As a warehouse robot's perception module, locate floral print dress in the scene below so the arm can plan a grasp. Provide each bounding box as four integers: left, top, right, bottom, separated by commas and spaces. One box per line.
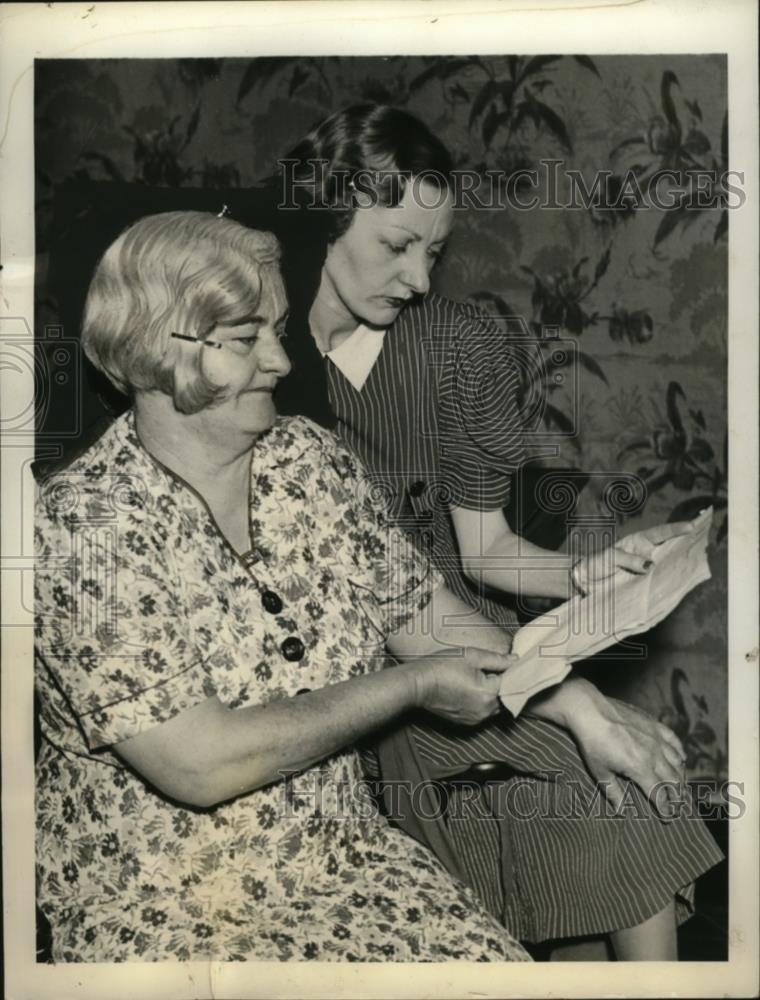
34, 411, 529, 963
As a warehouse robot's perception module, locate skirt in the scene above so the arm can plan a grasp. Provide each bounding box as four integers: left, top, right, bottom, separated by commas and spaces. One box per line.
371, 712, 724, 944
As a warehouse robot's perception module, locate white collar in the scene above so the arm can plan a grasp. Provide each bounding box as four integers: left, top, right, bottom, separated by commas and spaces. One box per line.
321, 325, 386, 392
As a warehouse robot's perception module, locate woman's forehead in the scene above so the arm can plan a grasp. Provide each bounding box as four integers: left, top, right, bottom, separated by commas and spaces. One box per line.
260, 267, 288, 314
357, 181, 454, 239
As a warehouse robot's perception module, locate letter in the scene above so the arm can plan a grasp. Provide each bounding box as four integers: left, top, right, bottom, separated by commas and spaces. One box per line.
351, 778, 381, 821
278, 770, 320, 817
414, 171, 448, 209
542, 158, 565, 210
567, 777, 606, 819
648, 168, 686, 210
722, 170, 746, 209
614, 779, 649, 819
329, 169, 351, 209
537, 772, 575, 819
690, 778, 716, 820
504, 777, 539, 820
378, 779, 413, 822
445, 780, 481, 821
453, 169, 490, 210
566, 169, 609, 210
486, 169, 509, 209
351, 168, 381, 209
276, 157, 328, 210
410, 779, 447, 821
686, 168, 719, 209
723, 781, 746, 820
651, 780, 683, 820
505, 168, 539, 210
612, 169, 647, 211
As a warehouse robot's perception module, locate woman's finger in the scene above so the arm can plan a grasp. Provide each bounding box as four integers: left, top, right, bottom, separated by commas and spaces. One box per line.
460, 647, 514, 672
614, 549, 651, 574
600, 774, 626, 812
656, 722, 686, 760
653, 754, 683, 789
651, 778, 685, 818
641, 520, 694, 546
660, 742, 686, 774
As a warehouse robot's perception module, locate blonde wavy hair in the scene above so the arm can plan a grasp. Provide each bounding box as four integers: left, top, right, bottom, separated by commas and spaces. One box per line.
82, 211, 281, 414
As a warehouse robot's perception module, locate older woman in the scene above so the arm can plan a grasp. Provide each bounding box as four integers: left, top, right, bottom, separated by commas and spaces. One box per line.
34, 210, 531, 962
260, 104, 724, 958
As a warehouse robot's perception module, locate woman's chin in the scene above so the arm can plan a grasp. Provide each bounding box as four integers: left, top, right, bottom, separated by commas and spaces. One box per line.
252, 401, 278, 433
228, 395, 278, 436
364, 301, 404, 326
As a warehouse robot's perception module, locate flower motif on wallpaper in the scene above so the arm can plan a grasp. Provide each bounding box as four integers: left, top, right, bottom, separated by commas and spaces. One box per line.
668, 242, 728, 351
617, 381, 727, 542
122, 108, 201, 187
610, 71, 728, 247
467, 242, 665, 447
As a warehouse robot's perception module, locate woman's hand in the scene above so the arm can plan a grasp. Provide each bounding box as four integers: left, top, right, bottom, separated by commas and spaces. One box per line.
411, 648, 515, 726
575, 520, 695, 592
114, 647, 514, 808
569, 692, 687, 815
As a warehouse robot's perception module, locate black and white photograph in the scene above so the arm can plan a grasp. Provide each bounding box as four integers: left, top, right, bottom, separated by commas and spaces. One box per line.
1, 2, 757, 997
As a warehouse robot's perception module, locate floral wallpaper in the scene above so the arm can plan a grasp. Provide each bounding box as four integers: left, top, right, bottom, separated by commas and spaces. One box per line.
34, 55, 728, 779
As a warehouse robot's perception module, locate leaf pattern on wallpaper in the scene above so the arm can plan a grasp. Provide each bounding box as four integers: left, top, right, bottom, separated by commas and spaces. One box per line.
408, 54, 600, 174
609, 71, 727, 246
237, 57, 339, 105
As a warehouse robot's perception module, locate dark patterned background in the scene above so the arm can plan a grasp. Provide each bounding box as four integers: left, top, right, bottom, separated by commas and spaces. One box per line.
34, 55, 728, 779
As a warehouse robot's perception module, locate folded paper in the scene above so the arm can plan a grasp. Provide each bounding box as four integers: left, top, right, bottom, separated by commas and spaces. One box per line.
499, 507, 713, 715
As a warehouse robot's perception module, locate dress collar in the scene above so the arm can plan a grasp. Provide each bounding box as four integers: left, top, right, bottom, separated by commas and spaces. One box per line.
321, 325, 386, 392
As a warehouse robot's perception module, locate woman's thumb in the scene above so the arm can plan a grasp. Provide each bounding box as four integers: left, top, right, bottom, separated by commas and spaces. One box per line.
467, 647, 516, 673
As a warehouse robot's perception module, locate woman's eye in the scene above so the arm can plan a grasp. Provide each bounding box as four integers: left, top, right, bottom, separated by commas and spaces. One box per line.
386, 242, 409, 256
224, 335, 259, 352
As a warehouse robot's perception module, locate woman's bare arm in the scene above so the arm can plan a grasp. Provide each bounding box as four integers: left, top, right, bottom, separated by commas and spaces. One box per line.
114, 646, 512, 809
450, 506, 673, 597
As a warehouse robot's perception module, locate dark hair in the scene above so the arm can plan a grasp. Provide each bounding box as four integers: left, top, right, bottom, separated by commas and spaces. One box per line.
278, 103, 455, 242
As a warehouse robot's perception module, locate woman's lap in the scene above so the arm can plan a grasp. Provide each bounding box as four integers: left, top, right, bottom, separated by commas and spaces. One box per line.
407, 714, 724, 941
45, 824, 529, 963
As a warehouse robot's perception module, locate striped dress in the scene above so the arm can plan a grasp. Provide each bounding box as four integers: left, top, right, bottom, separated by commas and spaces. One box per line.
282, 291, 724, 942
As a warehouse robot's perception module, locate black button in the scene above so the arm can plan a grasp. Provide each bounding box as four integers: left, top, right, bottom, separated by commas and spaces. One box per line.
295, 687, 312, 696
261, 589, 283, 614
281, 636, 305, 662
409, 480, 426, 498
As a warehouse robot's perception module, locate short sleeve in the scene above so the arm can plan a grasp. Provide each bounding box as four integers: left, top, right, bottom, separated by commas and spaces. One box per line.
34, 497, 213, 750
438, 309, 526, 511
306, 420, 444, 634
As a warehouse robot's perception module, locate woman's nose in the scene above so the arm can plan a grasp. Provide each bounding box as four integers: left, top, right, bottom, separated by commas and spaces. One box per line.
261, 333, 292, 377
401, 255, 431, 296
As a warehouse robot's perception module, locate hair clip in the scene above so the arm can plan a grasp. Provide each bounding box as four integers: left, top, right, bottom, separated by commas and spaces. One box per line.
217, 203, 231, 218
170, 332, 222, 350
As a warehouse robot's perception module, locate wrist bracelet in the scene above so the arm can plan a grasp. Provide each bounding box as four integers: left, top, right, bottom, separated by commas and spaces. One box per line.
569, 558, 588, 598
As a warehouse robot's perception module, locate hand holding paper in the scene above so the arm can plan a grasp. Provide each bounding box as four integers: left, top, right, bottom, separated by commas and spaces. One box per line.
499, 507, 714, 716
